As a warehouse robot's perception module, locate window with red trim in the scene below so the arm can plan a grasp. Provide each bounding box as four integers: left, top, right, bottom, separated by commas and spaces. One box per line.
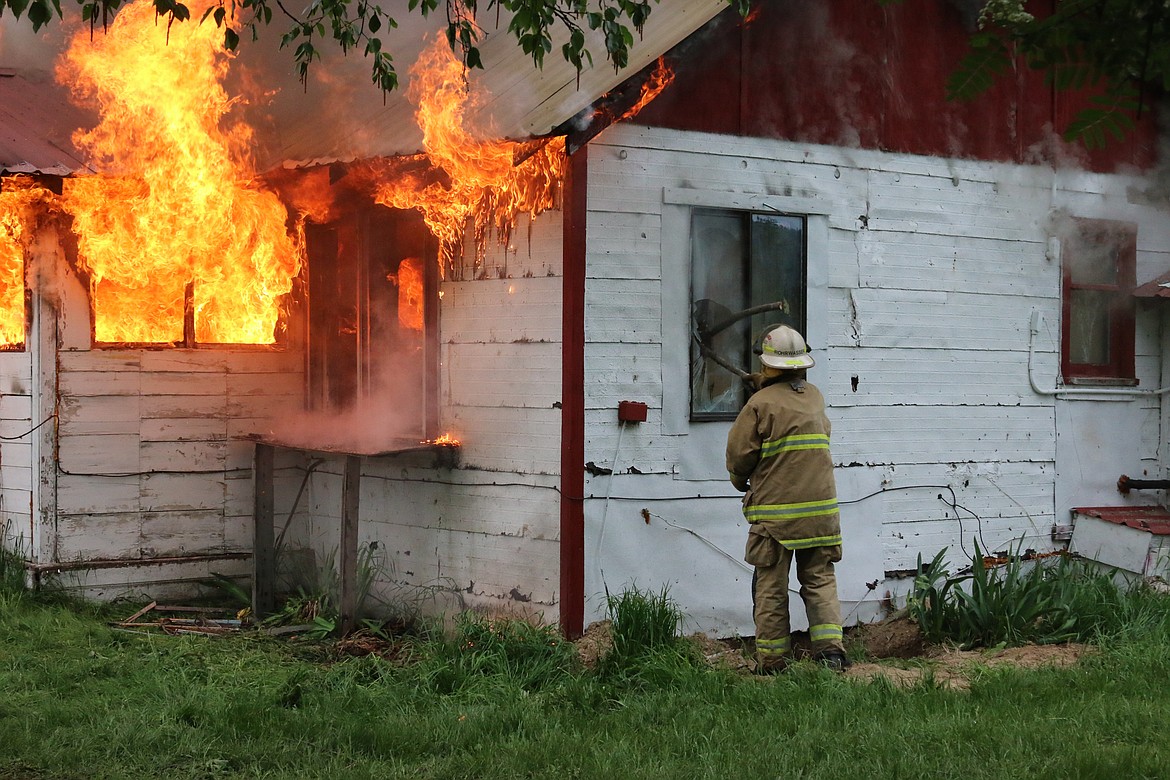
1060, 218, 1137, 384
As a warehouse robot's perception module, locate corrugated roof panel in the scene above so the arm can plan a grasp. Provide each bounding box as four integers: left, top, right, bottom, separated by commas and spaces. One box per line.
0, 70, 93, 176
266, 0, 724, 167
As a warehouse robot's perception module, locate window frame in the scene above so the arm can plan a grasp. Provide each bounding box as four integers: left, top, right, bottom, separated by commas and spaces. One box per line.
1059, 217, 1137, 385
688, 207, 808, 422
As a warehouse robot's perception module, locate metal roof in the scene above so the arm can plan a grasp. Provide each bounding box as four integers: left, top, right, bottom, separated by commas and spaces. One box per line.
1133, 269, 1170, 298
262, 0, 725, 168
0, 69, 93, 176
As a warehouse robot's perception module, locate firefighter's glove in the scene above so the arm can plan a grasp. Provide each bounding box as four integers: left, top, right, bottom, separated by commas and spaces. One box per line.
731, 475, 749, 492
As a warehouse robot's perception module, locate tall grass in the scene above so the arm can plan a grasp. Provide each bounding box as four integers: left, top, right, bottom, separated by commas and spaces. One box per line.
908, 543, 1167, 648
0, 519, 26, 596
596, 585, 702, 685
416, 612, 579, 694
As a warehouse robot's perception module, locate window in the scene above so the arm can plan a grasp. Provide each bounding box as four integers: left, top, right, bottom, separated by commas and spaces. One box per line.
690, 209, 806, 419
1060, 218, 1137, 384
304, 203, 439, 439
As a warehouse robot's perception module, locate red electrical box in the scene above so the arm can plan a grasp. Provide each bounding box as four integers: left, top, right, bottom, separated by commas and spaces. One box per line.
617, 400, 648, 423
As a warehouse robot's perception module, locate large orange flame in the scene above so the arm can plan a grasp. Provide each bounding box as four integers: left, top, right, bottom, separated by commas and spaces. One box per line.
374, 38, 566, 278
0, 179, 53, 347
57, 0, 300, 344
391, 257, 425, 331
620, 57, 675, 121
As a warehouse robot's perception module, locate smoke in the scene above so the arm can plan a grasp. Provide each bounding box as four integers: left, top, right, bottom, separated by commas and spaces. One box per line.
260, 347, 436, 455
0, 14, 66, 72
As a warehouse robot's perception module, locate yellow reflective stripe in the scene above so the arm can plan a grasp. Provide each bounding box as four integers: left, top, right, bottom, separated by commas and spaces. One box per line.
760, 433, 830, 459
756, 637, 791, 655
744, 498, 838, 522
809, 624, 843, 642
778, 534, 843, 550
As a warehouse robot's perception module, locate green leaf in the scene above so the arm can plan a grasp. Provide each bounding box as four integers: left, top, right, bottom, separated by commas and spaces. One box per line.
223, 26, 239, 50
26, 0, 51, 29
946, 34, 1010, 101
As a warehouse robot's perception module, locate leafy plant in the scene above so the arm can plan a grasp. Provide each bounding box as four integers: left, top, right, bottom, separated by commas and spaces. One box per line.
909, 542, 1151, 649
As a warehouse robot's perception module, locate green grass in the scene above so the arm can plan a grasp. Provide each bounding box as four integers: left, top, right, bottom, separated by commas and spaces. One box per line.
3, 577, 1170, 779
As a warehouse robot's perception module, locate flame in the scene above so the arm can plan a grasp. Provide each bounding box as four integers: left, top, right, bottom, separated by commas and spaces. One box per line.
0, 179, 54, 347
374, 38, 566, 278
390, 257, 425, 331
620, 57, 675, 121
432, 432, 459, 446
56, 0, 300, 344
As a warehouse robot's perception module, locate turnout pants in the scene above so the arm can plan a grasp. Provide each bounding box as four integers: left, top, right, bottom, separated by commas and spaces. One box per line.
749, 533, 844, 669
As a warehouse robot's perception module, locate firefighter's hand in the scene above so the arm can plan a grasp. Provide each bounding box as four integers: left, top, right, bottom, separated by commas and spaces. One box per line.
731, 475, 749, 492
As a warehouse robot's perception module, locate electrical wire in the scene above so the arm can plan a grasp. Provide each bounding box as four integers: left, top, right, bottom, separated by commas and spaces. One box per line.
0, 414, 57, 441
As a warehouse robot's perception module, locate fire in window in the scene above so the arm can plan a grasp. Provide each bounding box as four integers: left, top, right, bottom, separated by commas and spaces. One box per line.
1060, 218, 1137, 384
690, 209, 807, 419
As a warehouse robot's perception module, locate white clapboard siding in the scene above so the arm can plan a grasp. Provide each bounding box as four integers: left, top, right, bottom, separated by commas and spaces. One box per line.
445, 341, 562, 409
138, 510, 228, 556
830, 287, 1046, 351
57, 476, 140, 515
441, 277, 562, 343
822, 348, 1055, 408
831, 405, 1055, 465
54, 512, 144, 560
584, 278, 662, 344
54, 345, 304, 569
362, 472, 560, 540
587, 211, 664, 281
852, 232, 1054, 297
140, 473, 228, 511
445, 407, 562, 474
475, 212, 565, 281
0, 392, 31, 420
586, 342, 664, 408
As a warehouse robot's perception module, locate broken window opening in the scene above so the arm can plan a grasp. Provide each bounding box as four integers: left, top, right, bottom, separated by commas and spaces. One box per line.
1061, 218, 1137, 384
87, 277, 294, 350
690, 209, 807, 420
305, 203, 440, 441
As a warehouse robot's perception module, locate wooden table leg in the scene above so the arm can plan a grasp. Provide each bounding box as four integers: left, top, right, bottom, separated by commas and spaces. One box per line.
339, 454, 361, 635
252, 443, 276, 618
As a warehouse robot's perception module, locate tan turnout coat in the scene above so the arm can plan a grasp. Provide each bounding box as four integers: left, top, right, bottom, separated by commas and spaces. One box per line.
725, 377, 841, 550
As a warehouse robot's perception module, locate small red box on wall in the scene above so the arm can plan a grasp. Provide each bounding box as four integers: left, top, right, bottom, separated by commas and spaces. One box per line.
617, 400, 648, 423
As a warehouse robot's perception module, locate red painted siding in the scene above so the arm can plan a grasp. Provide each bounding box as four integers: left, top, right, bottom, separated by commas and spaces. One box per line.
635, 0, 1157, 172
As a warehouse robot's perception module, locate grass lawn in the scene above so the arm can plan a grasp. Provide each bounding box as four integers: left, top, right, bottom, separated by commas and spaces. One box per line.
3, 584, 1170, 779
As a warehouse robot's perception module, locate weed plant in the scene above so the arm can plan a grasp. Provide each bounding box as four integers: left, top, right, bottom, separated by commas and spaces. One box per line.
596, 585, 702, 685
909, 542, 1165, 648
416, 612, 579, 695
0, 520, 26, 596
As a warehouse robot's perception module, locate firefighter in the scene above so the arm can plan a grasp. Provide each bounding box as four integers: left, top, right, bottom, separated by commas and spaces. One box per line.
725, 324, 849, 673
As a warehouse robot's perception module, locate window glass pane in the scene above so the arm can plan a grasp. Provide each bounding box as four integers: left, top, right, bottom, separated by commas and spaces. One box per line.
1067, 239, 1118, 286
749, 213, 805, 346
690, 210, 806, 418
1069, 289, 1111, 365
691, 210, 748, 415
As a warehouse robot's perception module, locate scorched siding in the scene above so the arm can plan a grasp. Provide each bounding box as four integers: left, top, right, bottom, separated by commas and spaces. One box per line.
51, 348, 302, 578
579, 123, 1166, 636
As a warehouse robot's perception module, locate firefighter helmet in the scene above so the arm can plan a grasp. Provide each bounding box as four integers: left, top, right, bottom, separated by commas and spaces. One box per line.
758, 325, 814, 369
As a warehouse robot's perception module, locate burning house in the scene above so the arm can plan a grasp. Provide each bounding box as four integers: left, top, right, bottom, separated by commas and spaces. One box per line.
3, 0, 1170, 639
